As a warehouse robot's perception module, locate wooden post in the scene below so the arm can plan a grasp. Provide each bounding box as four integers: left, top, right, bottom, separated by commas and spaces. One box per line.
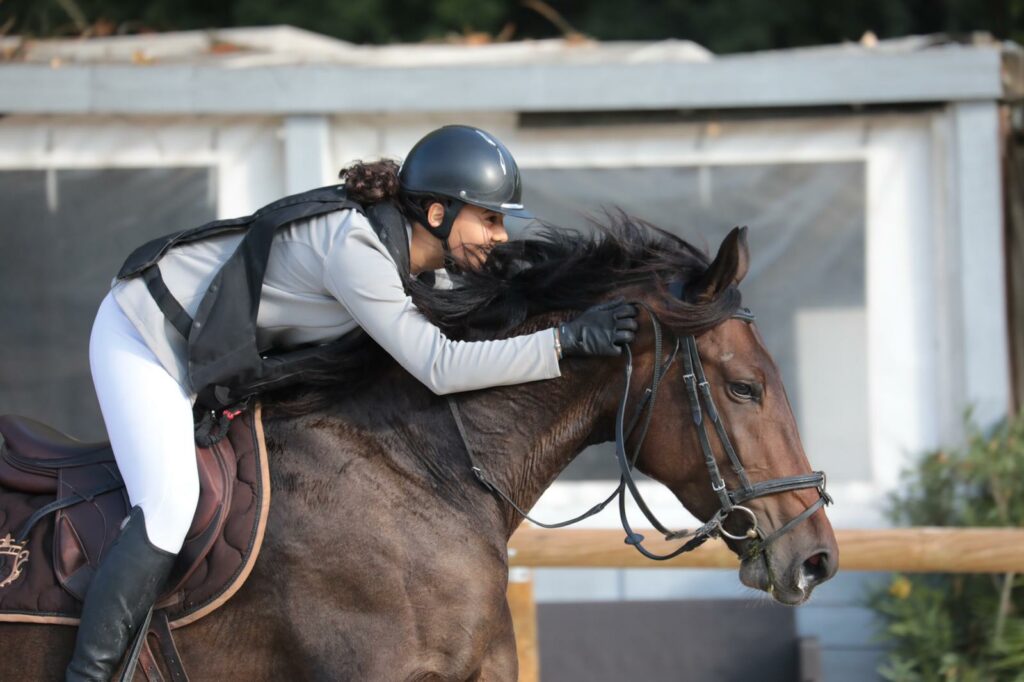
507, 566, 540, 682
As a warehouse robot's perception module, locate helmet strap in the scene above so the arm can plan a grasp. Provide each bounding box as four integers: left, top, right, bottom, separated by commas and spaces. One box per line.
402, 194, 463, 244
434, 197, 463, 243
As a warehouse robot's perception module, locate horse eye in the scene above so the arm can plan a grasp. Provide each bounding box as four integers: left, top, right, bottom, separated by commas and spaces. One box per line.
728, 382, 759, 401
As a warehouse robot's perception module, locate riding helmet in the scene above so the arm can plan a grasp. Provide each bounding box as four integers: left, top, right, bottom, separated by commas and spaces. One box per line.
399, 125, 533, 241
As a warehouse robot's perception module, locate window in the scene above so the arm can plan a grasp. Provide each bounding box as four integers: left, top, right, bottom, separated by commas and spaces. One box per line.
0, 167, 216, 440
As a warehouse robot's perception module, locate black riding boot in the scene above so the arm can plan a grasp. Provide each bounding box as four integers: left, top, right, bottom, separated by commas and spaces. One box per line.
65, 506, 176, 682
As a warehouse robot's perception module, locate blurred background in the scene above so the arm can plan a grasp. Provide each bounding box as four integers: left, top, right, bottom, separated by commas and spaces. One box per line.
2, 2, 1023, 680
2, 0, 1022, 50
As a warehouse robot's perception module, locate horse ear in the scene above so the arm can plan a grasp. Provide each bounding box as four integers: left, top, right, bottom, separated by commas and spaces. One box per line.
692, 226, 750, 301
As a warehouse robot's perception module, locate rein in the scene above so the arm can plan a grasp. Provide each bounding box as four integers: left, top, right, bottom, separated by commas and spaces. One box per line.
447, 301, 832, 562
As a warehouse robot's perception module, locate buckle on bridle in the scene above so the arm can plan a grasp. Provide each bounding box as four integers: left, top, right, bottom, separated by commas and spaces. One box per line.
471, 466, 496, 493
815, 471, 834, 505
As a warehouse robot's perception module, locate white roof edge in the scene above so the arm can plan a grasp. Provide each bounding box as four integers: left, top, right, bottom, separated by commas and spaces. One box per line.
0, 36, 1013, 114
215, 25, 361, 58
0, 25, 360, 62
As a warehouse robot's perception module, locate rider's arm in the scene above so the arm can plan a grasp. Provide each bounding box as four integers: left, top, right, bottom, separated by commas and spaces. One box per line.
324, 216, 561, 396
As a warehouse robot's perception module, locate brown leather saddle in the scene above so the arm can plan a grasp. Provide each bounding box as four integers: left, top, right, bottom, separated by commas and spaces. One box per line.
0, 405, 271, 678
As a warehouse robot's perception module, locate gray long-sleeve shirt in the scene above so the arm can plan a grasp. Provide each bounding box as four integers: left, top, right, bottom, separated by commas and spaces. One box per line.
110, 207, 562, 400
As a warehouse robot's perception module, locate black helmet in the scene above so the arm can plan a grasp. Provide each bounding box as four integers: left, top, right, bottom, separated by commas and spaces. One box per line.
399, 124, 533, 242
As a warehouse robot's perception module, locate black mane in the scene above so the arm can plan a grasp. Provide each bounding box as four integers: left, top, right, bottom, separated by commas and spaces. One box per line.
409, 211, 738, 340
264, 212, 741, 415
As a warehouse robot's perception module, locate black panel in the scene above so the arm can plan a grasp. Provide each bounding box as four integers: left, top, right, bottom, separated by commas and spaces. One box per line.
538, 599, 798, 682
0, 168, 216, 440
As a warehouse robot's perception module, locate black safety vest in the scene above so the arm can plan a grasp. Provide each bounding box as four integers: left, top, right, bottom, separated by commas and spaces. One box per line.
116, 184, 411, 410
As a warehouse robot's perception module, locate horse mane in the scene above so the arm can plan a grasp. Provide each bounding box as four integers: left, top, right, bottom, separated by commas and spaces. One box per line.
263, 211, 742, 416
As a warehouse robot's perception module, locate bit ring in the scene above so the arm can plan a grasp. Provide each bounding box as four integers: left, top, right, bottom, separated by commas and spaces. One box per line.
718, 505, 759, 541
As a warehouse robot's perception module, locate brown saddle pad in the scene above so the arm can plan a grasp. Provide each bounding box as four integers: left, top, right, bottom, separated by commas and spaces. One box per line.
0, 404, 270, 628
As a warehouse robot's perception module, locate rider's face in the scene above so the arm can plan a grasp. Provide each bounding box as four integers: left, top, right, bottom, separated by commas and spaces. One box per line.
441, 203, 509, 271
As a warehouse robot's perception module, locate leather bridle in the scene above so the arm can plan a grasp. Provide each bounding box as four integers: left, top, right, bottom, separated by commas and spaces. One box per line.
447, 297, 832, 563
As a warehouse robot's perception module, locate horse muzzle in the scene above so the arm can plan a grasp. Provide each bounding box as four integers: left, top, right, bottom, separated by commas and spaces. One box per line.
739, 543, 837, 606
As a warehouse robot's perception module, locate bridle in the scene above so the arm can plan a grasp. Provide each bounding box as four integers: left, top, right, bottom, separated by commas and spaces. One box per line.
447, 296, 832, 562
615, 302, 832, 560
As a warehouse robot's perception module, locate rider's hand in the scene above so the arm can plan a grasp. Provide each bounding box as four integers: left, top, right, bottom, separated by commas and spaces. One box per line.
558, 298, 639, 358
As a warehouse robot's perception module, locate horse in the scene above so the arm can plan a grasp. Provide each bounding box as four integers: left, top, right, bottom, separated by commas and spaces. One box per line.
1, 217, 838, 680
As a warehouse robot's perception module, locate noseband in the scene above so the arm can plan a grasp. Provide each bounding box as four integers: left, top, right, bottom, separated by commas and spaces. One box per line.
447, 299, 832, 562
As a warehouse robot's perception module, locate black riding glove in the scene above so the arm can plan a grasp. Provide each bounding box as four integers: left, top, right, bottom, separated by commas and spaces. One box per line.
558, 298, 639, 358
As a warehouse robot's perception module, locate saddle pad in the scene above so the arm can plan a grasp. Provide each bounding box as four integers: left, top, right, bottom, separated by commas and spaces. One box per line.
0, 404, 271, 628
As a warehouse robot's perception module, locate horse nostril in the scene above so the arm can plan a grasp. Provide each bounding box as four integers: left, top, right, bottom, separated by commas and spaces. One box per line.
802, 551, 831, 585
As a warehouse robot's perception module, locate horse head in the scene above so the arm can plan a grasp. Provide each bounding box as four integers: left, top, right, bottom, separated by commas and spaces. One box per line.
615, 226, 838, 605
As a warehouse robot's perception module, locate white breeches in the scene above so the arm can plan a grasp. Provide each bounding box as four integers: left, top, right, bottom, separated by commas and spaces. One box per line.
89, 292, 199, 554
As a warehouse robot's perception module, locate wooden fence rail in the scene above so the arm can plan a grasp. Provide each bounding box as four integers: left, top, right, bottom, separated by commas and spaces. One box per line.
508, 527, 1024, 572
505, 527, 1024, 681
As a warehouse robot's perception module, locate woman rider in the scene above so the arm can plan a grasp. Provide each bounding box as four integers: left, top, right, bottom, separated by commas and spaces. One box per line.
66, 124, 638, 680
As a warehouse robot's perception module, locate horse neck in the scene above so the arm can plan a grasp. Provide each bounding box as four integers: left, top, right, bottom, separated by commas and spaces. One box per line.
459, 361, 618, 539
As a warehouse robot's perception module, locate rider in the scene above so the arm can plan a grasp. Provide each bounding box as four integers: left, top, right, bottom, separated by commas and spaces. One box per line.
67, 124, 639, 680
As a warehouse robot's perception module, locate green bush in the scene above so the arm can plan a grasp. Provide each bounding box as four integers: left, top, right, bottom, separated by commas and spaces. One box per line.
868, 410, 1024, 681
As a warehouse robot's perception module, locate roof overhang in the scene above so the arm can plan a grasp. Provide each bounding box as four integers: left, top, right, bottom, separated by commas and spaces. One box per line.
0, 27, 1017, 115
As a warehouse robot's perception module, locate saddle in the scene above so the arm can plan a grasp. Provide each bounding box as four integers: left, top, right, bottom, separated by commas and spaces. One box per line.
0, 404, 271, 678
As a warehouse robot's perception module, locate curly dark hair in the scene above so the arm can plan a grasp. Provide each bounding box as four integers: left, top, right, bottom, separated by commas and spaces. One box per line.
337, 159, 401, 204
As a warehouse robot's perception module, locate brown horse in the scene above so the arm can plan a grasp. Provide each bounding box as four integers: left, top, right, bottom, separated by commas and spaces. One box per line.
1, 220, 837, 680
